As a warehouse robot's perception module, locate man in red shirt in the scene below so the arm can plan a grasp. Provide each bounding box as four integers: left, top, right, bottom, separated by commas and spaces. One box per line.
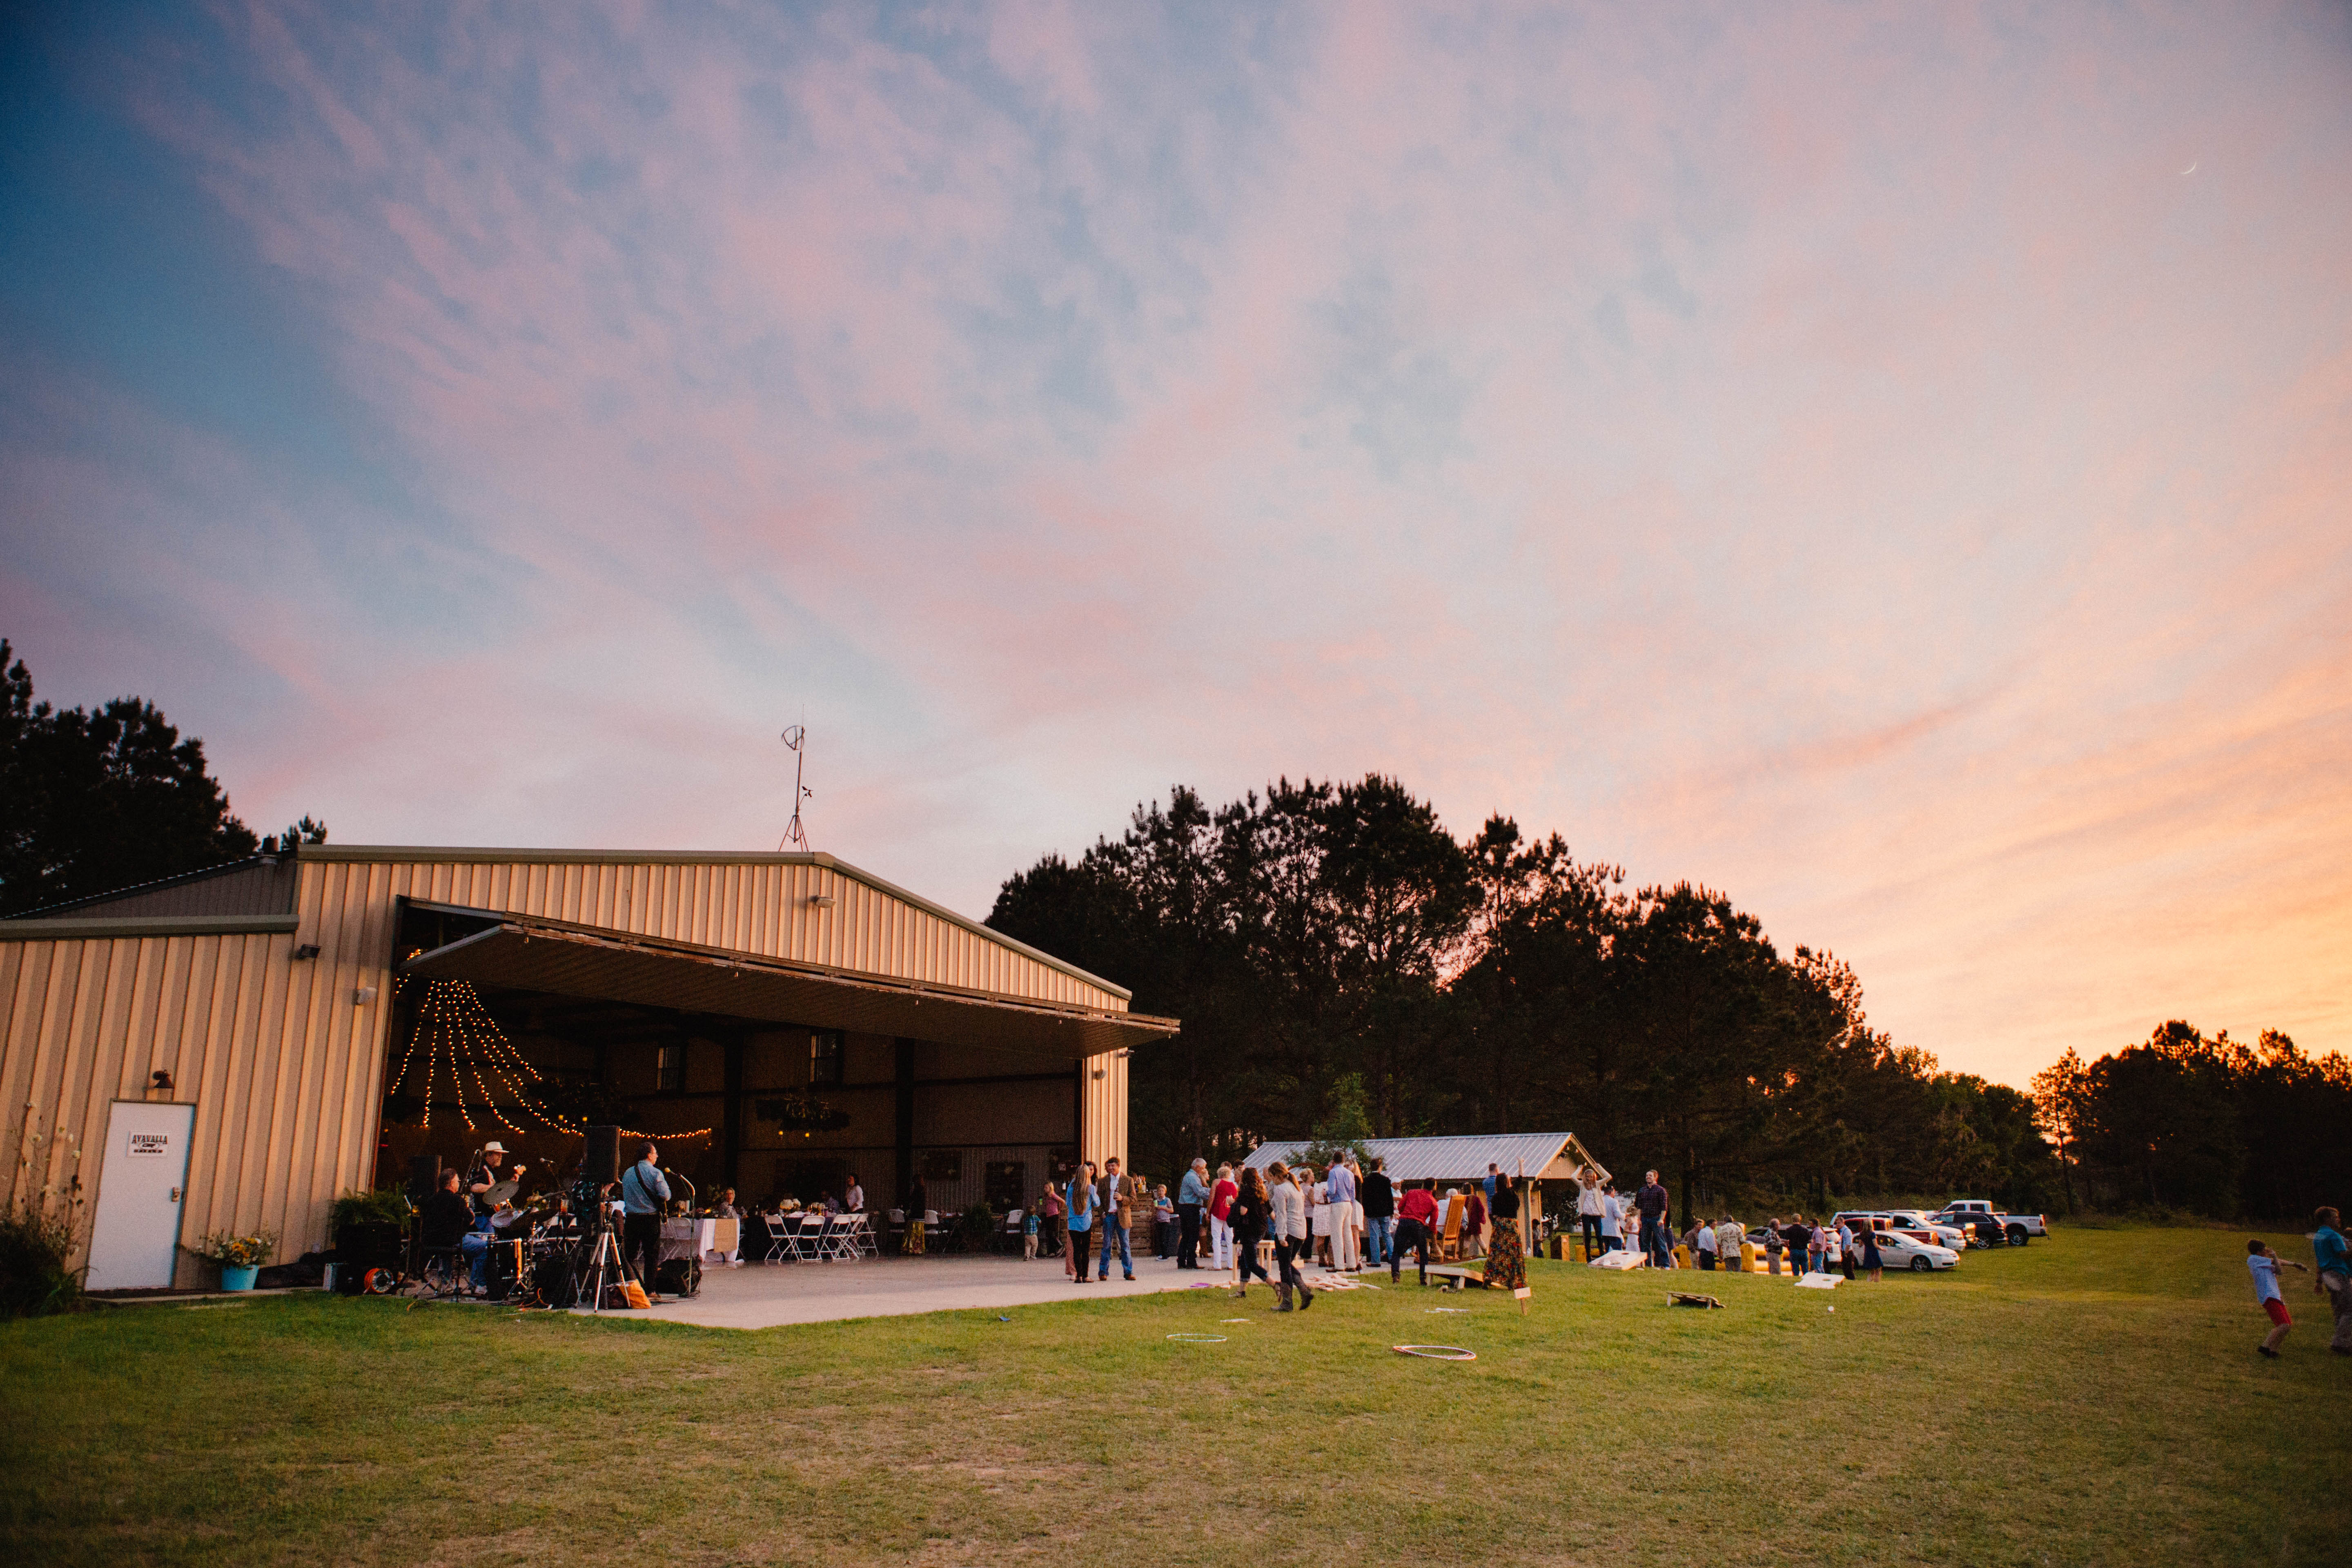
1208, 1165, 1239, 1275
1391, 1179, 1440, 1285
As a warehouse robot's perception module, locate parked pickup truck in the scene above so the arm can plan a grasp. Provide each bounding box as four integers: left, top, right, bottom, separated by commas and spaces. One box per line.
1934, 1201, 2048, 1246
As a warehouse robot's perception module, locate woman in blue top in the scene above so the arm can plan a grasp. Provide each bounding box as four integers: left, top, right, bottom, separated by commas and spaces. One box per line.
1064, 1162, 1098, 1285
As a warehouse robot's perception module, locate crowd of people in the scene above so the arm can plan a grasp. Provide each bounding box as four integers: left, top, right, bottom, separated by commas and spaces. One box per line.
1009, 1150, 1539, 1308
1568, 1167, 1888, 1280
417, 1132, 2352, 1360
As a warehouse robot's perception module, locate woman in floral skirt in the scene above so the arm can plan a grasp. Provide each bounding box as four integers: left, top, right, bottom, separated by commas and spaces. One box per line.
1483, 1175, 1527, 1292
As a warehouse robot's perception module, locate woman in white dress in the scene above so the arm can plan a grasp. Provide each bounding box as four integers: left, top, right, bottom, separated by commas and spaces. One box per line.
1311, 1168, 1333, 1267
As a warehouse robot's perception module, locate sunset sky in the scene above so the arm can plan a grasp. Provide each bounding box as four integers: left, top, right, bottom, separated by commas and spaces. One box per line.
2, 3, 2345, 1088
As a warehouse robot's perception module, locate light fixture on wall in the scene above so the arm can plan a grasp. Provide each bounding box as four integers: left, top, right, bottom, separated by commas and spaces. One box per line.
291, 943, 321, 961
807, 894, 836, 909
149, 1069, 174, 1094
354, 987, 378, 1005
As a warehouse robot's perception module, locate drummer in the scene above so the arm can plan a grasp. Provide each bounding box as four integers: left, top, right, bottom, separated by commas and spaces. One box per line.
467, 1141, 527, 1215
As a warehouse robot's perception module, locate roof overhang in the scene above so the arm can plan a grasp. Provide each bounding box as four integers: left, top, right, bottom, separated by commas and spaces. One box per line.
322, 844, 1132, 1000
399, 908, 1177, 1065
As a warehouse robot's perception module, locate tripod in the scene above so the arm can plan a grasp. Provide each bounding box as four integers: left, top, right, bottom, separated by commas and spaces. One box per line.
572, 1203, 642, 1314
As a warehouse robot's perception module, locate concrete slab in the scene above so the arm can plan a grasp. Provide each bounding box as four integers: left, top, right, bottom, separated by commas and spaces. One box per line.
581, 1254, 1244, 1330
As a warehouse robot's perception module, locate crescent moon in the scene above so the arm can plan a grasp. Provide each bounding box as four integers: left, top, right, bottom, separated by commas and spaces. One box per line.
2181, 160, 2197, 175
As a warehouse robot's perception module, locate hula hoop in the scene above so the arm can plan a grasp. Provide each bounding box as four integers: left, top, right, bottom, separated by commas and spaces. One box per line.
1391, 1344, 1477, 1361
1166, 1332, 1229, 1343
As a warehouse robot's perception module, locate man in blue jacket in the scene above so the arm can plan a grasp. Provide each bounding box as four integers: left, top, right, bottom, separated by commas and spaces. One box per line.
619, 1140, 671, 1297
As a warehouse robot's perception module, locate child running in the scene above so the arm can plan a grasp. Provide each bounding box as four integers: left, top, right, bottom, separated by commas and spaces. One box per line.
2249, 1238, 2310, 1358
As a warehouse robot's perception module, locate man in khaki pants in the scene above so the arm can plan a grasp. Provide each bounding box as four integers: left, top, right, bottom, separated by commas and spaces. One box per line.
1325, 1156, 1361, 1272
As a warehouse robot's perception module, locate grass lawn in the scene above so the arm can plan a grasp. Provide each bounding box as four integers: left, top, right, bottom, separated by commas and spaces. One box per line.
6, 1225, 2347, 1566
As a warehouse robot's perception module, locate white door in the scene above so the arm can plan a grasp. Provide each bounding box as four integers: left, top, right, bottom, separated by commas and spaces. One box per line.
86, 1101, 197, 1291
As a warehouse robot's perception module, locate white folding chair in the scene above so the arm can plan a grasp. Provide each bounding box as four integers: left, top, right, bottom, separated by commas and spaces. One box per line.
824, 1212, 866, 1261
788, 1212, 827, 1262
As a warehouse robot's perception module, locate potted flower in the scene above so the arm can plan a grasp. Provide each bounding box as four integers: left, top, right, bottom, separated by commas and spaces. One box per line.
192, 1230, 277, 1292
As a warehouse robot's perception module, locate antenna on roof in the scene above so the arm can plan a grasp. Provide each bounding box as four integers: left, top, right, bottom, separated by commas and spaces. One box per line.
780, 725, 813, 852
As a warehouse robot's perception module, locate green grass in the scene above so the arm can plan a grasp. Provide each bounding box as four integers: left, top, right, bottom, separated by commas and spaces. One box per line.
5, 1227, 2346, 1566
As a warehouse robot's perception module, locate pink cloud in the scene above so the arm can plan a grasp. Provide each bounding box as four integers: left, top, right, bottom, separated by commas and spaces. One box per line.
4, 1, 2346, 1086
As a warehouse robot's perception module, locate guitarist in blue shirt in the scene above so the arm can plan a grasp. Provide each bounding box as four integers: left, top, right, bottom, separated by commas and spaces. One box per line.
619, 1141, 670, 1297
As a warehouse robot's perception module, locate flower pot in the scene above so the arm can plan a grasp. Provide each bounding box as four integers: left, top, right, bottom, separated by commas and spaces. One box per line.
220, 1264, 259, 1292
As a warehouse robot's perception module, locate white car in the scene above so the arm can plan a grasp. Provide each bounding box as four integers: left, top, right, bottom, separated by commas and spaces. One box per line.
1881, 1209, 1973, 1251
1869, 1228, 1958, 1272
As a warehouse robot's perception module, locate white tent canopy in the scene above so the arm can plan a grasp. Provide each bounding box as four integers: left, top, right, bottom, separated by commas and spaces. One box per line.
1240, 1131, 1608, 1187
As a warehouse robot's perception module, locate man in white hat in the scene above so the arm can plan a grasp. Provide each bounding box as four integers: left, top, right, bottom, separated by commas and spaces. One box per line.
466, 1141, 526, 1216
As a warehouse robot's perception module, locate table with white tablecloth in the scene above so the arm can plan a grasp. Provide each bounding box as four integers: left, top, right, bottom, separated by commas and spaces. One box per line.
658, 1216, 739, 1262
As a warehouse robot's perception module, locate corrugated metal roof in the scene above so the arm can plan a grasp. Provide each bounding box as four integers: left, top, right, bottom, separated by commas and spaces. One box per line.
0, 914, 298, 941
1242, 1131, 1606, 1184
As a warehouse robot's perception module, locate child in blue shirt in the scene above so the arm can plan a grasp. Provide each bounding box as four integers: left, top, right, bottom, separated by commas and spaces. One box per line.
2249, 1238, 2309, 1359
1022, 1206, 1040, 1261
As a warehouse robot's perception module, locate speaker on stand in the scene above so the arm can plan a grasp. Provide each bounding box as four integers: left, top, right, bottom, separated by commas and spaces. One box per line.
407, 1154, 442, 1203
583, 1125, 621, 1185
568, 1125, 633, 1312
403, 1154, 443, 1276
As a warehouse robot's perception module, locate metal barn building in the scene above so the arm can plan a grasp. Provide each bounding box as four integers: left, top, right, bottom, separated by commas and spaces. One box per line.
0, 845, 1174, 1290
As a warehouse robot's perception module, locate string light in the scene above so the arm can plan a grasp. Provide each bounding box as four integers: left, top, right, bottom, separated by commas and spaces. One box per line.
388, 969, 712, 1144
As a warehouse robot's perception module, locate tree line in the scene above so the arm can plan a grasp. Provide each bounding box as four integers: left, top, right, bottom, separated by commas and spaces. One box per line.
11, 632, 2336, 1224
0, 639, 324, 917
987, 775, 2068, 1225
2031, 1023, 2351, 1222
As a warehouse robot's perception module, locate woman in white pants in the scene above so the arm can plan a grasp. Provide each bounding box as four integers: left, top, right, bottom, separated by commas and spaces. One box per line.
1208, 1163, 1238, 1274
1328, 1157, 1362, 1272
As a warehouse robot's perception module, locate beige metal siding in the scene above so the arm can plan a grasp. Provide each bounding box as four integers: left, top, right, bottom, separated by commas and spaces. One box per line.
0, 924, 382, 1287
1080, 1049, 1128, 1169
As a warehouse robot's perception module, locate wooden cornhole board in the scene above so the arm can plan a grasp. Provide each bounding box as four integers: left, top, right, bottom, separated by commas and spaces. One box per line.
1423, 1265, 1485, 1291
